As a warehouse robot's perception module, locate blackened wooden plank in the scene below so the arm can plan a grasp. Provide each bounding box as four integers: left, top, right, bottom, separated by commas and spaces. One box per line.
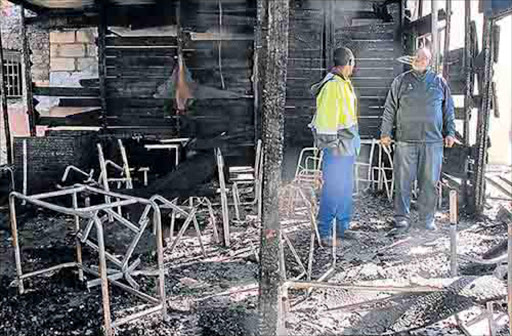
286, 86, 390, 98
106, 98, 169, 108
105, 116, 176, 127
59, 98, 101, 107
351, 48, 396, 59
33, 86, 100, 97
338, 39, 397, 51
337, 23, 395, 34
287, 67, 396, 80
288, 49, 323, 59
355, 58, 398, 68
105, 48, 177, 57
352, 77, 395, 87
106, 66, 174, 78
79, 78, 99, 88
185, 57, 252, 69
98, 3, 108, 128
354, 67, 395, 78
287, 57, 324, 68
183, 47, 253, 61
106, 36, 178, 47
21, 7, 35, 137
106, 56, 175, 67
336, 30, 396, 40
285, 106, 384, 118
286, 78, 394, 92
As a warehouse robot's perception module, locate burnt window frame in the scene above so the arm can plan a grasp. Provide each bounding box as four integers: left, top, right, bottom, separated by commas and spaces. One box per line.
2, 50, 23, 98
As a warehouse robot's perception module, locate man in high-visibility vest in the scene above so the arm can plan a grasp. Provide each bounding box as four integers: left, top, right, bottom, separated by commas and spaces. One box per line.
310, 47, 361, 246
380, 48, 455, 231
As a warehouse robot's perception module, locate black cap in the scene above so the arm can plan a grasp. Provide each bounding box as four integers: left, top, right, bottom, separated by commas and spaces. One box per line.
334, 47, 355, 67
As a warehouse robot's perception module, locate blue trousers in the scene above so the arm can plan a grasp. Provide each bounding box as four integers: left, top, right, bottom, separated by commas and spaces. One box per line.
394, 142, 443, 224
318, 149, 355, 239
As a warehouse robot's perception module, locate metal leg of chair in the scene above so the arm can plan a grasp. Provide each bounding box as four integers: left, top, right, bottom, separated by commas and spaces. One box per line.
232, 184, 241, 221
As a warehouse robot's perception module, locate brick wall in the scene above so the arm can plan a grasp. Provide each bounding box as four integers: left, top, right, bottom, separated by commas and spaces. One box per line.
50, 28, 98, 75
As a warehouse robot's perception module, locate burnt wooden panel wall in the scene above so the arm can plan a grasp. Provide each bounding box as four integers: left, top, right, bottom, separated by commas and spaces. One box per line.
284, 0, 404, 146
181, 0, 256, 146
102, 0, 256, 150
104, 35, 178, 131
336, 0, 402, 139
285, 0, 324, 146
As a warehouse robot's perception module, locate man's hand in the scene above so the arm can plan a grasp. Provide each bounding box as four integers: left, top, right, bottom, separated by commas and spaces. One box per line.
381, 136, 392, 148
444, 136, 455, 148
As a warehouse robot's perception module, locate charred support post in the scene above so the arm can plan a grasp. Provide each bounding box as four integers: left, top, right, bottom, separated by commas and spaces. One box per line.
21, 6, 36, 136
258, 0, 289, 334
442, 0, 452, 80
324, 0, 334, 69
253, 0, 267, 145
462, 0, 472, 205
471, 16, 494, 214
431, 0, 440, 72
98, 3, 108, 129
0, 17, 12, 164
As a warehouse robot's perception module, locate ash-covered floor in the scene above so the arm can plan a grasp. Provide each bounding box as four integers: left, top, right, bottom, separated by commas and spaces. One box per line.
0, 191, 510, 336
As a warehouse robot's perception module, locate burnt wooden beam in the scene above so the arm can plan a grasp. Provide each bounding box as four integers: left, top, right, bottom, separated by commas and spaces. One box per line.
98, 3, 108, 129
5, 0, 46, 14
324, 0, 334, 69
105, 36, 178, 47
407, 9, 447, 36
442, 0, 452, 80
33, 86, 100, 97
462, 0, 472, 209
258, 0, 289, 335
25, 10, 98, 28
252, 0, 265, 143
21, 5, 36, 136
58, 98, 101, 107
431, 0, 439, 72
471, 16, 494, 214
0, 15, 12, 164
79, 78, 100, 88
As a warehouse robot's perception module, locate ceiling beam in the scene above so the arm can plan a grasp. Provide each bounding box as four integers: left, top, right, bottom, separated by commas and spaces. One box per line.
7, 0, 47, 13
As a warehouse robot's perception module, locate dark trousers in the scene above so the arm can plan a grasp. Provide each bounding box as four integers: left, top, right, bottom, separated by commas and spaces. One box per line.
394, 142, 443, 225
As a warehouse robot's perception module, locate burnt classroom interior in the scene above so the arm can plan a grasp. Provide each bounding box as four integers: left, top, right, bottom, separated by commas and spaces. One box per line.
1, 0, 507, 213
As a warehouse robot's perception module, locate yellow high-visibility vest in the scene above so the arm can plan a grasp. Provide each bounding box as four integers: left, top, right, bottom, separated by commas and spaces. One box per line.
311, 74, 358, 135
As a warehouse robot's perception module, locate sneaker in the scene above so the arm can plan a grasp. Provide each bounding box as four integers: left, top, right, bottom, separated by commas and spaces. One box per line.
425, 220, 437, 231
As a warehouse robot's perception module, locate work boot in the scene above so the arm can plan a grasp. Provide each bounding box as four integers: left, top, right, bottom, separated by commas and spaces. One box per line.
425, 220, 437, 231
387, 219, 410, 237
394, 219, 409, 229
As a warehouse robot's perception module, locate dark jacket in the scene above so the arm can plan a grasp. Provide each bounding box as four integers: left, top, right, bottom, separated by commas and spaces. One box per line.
380, 70, 456, 143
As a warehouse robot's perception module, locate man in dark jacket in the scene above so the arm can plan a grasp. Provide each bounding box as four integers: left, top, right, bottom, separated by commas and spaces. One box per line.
380, 48, 455, 231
